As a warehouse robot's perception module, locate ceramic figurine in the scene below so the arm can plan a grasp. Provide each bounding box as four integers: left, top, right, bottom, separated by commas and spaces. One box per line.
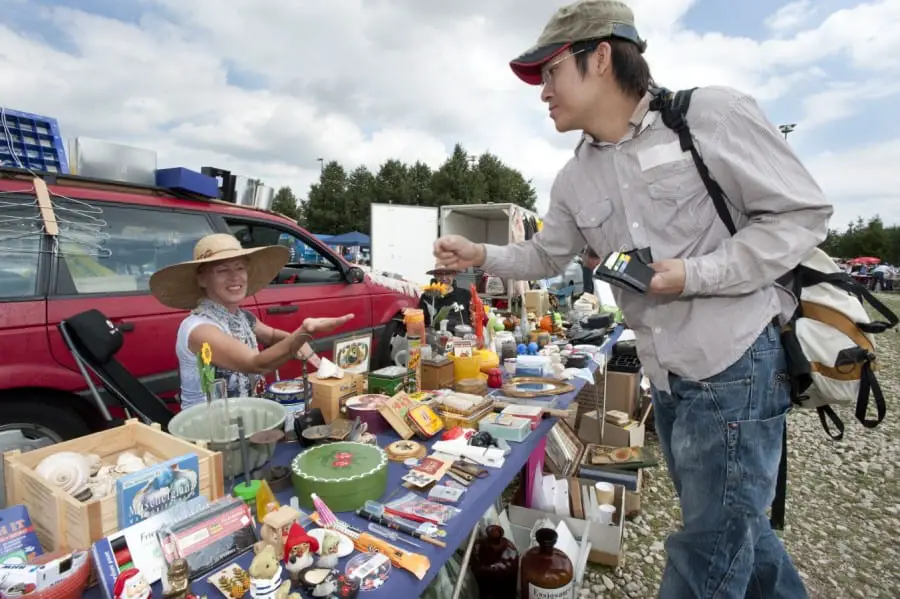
254, 505, 301, 557
247, 545, 301, 599
283, 523, 319, 584
163, 558, 192, 599
315, 531, 341, 569
297, 567, 338, 598
113, 568, 151, 599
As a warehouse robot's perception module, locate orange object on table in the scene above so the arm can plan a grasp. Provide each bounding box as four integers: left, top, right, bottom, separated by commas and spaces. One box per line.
404, 308, 426, 340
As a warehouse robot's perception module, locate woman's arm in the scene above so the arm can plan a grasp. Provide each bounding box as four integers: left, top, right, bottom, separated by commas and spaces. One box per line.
189, 314, 353, 375
254, 321, 291, 347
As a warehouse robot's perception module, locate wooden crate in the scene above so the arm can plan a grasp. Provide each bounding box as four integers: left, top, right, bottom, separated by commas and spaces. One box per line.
3, 419, 225, 553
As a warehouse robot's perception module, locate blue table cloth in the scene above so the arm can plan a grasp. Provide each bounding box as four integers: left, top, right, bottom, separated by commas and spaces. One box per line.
85, 328, 620, 598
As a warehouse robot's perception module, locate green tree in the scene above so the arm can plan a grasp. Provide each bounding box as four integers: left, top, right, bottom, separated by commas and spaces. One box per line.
345, 166, 377, 233
271, 186, 301, 222
820, 215, 899, 264
304, 162, 349, 234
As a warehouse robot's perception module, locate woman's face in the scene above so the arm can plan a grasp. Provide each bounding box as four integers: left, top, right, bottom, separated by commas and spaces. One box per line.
198, 258, 249, 307
435, 273, 455, 286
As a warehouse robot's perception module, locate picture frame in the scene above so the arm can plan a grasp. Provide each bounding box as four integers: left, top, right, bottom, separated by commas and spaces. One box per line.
332, 332, 372, 374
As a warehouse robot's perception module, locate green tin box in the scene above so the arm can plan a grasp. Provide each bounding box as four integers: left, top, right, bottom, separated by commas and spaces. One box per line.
367, 365, 407, 396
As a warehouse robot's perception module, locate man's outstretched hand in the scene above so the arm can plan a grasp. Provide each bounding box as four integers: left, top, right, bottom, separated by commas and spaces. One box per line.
433, 235, 485, 270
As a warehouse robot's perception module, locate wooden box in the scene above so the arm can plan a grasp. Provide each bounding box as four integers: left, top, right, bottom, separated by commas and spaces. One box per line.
420, 358, 454, 391
3, 420, 225, 553
309, 372, 367, 423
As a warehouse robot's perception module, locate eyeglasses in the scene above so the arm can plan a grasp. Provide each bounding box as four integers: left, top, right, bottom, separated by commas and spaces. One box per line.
540, 47, 589, 87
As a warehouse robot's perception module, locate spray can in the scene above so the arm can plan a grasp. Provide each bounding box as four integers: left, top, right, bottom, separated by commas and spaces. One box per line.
406, 335, 422, 393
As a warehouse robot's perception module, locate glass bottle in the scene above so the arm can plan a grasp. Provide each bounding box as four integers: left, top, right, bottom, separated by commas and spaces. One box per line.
471, 525, 519, 599
519, 528, 574, 599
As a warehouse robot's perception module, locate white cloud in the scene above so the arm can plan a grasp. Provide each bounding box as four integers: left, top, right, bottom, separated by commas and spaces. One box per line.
0, 0, 895, 229
766, 0, 816, 33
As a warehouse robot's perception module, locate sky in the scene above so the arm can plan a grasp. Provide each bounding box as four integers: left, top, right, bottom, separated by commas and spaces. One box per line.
1, 0, 897, 231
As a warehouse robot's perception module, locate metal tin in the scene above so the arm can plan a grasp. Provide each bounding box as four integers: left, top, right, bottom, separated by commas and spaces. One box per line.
344, 394, 391, 433
264, 379, 307, 406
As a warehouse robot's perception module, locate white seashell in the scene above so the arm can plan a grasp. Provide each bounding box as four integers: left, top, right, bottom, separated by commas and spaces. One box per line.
142, 452, 160, 467
35, 452, 91, 496
85, 454, 103, 476
116, 452, 146, 473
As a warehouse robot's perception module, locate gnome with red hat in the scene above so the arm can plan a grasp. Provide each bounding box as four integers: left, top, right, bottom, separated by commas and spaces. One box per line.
283, 523, 319, 585
113, 568, 151, 599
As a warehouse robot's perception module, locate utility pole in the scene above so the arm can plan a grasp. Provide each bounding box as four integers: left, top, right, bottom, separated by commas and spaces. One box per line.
317, 157, 324, 174
778, 123, 796, 141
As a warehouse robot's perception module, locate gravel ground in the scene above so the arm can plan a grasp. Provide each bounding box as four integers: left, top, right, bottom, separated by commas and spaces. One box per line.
578, 293, 900, 599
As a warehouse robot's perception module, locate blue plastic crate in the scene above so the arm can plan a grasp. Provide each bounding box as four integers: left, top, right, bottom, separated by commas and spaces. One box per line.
0, 107, 69, 174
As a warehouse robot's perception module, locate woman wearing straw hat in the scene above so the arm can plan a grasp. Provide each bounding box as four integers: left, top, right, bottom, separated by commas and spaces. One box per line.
149, 233, 353, 408
417, 263, 472, 329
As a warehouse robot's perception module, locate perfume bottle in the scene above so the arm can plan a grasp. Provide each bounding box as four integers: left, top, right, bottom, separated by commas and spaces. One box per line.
519, 528, 574, 599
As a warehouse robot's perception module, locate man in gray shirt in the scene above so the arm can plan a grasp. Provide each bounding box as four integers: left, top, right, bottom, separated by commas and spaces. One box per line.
434, 1, 831, 597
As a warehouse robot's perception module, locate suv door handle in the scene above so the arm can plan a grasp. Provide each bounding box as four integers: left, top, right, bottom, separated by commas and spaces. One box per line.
266, 305, 299, 314
118, 322, 135, 332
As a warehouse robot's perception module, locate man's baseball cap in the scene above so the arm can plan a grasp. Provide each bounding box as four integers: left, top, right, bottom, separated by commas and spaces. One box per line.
510, 0, 647, 85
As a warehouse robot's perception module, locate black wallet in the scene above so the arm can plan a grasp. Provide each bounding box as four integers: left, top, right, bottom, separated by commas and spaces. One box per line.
593, 250, 655, 294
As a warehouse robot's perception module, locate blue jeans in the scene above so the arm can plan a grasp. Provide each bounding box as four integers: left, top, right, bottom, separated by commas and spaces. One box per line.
652, 324, 808, 599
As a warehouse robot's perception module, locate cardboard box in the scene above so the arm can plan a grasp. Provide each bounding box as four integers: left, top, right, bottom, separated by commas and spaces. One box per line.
603, 419, 645, 448
524, 290, 550, 315
604, 371, 640, 417
507, 482, 627, 568
309, 372, 367, 423
577, 409, 604, 445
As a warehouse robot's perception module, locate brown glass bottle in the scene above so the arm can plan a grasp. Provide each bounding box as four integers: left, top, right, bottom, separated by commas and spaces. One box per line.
519, 528, 574, 599
471, 525, 519, 599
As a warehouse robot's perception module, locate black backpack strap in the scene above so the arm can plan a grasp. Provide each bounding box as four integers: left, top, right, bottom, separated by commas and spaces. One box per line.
650, 87, 738, 236
770, 422, 788, 530
796, 267, 899, 334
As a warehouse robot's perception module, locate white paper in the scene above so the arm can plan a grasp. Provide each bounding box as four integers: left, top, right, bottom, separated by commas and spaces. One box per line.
638, 140, 687, 171
316, 357, 344, 379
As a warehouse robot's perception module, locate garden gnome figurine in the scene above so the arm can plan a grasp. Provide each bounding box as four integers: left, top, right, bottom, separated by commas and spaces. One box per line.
113, 568, 151, 599
315, 531, 341, 569
284, 523, 319, 584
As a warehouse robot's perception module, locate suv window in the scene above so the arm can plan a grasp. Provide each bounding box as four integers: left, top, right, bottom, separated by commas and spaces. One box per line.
227, 220, 343, 285
54, 202, 216, 295
0, 195, 42, 298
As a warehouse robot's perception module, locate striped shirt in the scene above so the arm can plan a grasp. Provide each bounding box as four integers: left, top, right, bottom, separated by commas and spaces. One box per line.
482, 86, 832, 391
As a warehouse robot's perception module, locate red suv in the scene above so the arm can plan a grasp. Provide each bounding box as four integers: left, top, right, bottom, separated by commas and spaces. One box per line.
0, 168, 416, 454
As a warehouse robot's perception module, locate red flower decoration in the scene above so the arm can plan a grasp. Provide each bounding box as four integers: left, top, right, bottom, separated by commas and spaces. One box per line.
333, 459, 351, 468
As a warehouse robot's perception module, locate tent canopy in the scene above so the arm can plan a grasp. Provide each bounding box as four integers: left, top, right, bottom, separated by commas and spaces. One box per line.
312, 233, 333, 241
328, 231, 370, 248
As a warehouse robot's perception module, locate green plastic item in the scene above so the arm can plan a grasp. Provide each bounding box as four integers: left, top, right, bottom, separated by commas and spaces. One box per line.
233, 480, 261, 511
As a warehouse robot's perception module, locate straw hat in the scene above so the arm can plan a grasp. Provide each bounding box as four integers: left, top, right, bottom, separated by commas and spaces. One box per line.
426, 262, 461, 276
149, 233, 290, 309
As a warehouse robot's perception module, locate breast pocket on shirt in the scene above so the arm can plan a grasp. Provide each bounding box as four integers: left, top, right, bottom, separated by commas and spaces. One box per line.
642, 159, 716, 245
574, 199, 615, 258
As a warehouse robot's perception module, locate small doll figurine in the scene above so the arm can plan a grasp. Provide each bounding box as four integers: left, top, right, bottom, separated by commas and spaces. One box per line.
283, 522, 319, 585
163, 558, 192, 599
315, 531, 341, 569
248, 545, 301, 599
113, 568, 151, 599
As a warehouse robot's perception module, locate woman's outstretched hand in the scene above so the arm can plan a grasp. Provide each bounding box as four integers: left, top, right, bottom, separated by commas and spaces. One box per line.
301, 314, 354, 335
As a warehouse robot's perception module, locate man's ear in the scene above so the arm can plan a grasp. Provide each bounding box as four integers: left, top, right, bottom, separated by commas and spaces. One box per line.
596, 41, 612, 76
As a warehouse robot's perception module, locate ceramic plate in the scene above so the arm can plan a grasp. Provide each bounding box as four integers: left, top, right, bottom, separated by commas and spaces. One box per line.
308, 528, 354, 557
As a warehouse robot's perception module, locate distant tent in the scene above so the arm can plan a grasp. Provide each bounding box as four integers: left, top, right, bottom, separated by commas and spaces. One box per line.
312, 233, 333, 242
328, 231, 370, 248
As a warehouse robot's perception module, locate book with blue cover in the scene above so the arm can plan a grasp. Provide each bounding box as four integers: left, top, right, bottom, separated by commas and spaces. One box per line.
115, 453, 200, 529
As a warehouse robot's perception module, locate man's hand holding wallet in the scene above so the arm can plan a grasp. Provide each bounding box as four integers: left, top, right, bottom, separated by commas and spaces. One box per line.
588, 246, 686, 296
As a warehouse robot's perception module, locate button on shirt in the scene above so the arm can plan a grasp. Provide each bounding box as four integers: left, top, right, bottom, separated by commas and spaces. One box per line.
482, 86, 832, 391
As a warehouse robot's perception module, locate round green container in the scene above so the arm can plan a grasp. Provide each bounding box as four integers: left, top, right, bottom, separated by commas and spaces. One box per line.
291, 442, 388, 513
